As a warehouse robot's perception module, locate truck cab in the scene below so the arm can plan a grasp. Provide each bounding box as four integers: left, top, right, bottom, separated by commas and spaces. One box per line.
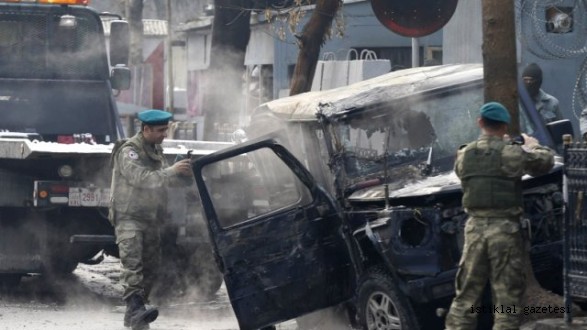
192, 64, 573, 329
0, 0, 131, 283
0, 1, 228, 298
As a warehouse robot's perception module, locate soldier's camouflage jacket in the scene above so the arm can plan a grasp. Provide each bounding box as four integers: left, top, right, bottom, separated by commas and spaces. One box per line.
455, 134, 554, 218
109, 132, 182, 225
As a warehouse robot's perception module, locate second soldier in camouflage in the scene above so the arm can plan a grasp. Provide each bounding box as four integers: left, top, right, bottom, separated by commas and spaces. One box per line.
445, 102, 554, 330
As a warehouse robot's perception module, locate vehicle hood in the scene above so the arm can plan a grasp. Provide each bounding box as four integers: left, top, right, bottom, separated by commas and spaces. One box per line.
348, 171, 461, 202
348, 161, 563, 202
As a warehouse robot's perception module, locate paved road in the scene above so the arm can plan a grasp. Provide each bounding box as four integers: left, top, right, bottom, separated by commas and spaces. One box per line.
2, 256, 553, 329
0, 257, 297, 330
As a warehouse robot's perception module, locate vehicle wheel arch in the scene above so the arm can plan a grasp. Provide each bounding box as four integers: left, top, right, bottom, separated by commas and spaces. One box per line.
354, 228, 406, 290
355, 233, 387, 269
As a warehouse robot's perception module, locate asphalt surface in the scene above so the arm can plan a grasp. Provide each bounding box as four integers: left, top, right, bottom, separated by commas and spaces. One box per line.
0, 257, 297, 330
0, 256, 568, 330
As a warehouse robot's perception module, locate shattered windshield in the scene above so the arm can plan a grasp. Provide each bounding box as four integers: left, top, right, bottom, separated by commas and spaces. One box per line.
332, 84, 538, 184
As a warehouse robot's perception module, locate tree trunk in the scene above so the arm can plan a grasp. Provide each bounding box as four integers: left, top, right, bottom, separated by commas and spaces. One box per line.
481, 0, 519, 136
125, 0, 144, 66
289, 0, 341, 96
202, 0, 252, 141
481, 0, 577, 322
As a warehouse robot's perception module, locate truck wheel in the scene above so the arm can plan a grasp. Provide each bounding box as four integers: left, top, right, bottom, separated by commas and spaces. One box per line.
357, 267, 419, 330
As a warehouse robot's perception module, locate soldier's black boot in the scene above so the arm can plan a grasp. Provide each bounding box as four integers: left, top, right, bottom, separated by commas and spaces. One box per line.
124, 301, 156, 328
125, 294, 158, 330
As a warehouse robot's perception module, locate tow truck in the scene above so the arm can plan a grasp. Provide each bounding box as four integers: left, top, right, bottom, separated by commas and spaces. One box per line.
0, 0, 228, 297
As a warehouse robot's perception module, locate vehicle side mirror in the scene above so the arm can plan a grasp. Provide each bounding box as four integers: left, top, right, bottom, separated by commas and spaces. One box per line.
109, 20, 130, 66
546, 119, 574, 146
110, 66, 131, 90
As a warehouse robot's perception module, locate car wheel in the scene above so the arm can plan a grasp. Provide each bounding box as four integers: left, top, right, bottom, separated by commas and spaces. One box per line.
357, 267, 419, 330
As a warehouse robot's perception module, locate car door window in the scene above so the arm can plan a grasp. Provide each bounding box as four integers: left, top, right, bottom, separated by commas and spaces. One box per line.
201, 147, 311, 228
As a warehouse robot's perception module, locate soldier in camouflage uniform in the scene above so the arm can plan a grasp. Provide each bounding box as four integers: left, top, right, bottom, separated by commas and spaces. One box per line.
109, 109, 192, 330
445, 102, 554, 330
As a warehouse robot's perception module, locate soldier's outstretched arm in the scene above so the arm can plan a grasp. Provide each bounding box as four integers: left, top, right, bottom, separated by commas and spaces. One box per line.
117, 146, 178, 188
522, 145, 555, 177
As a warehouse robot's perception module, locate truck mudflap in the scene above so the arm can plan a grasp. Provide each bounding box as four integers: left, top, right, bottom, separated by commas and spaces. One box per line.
34, 181, 110, 207
69, 236, 116, 265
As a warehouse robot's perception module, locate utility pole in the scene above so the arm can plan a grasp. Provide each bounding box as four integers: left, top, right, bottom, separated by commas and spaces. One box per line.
166, 0, 174, 114
482, 0, 569, 315
481, 0, 519, 135
412, 38, 419, 68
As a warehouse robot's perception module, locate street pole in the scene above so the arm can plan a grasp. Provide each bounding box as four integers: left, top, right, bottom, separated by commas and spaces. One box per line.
166, 0, 174, 114
482, 0, 519, 135
412, 38, 419, 68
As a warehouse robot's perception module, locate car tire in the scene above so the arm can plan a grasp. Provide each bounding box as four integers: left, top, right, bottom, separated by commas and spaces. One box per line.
357, 267, 419, 330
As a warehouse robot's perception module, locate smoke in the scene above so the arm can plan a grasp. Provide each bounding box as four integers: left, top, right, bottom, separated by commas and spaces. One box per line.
91, 0, 205, 26
142, 181, 226, 309
201, 50, 251, 141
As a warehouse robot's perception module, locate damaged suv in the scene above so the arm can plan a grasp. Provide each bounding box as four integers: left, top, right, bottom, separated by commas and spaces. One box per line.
192, 64, 572, 329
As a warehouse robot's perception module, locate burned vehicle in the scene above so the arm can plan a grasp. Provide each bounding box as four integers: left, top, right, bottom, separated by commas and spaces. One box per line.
192, 64, 572, 329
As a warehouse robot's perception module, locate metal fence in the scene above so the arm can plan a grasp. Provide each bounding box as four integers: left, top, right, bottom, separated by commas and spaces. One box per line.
563, 136, 587, 323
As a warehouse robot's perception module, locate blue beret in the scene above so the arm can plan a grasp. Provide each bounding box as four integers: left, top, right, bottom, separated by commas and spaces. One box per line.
480, 102, 511, 124
137, 110, 172, 125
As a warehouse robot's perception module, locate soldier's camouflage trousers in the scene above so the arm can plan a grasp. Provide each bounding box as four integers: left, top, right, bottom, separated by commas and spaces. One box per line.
445, 217, 526, 330
116, 221, 162, 301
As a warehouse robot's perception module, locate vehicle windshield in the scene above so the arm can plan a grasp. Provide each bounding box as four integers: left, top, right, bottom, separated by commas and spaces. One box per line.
0, 6, 116, 143
332, 84, 537, 183
0, 80, 117, 143
0, 6, 107, 80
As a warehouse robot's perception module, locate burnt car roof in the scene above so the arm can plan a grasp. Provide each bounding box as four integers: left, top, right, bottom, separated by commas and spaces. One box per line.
256, 63, 483, 121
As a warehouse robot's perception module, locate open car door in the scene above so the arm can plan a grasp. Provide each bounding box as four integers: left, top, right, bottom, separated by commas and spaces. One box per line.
192, 137, 357, 330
